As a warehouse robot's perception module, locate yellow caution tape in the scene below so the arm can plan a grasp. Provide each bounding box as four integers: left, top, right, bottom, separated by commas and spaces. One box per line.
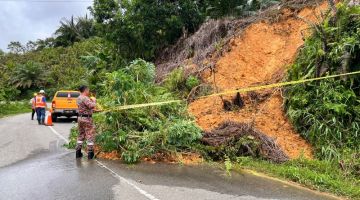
101, 100, 182, 113
100, 70, 360, 113
202, 70, 360, 98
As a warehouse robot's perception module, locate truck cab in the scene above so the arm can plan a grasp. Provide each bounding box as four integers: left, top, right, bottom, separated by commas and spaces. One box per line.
51, 90, 80, 121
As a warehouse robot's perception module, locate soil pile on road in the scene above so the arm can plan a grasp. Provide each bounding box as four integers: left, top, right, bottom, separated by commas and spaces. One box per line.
189, 2, 329, 159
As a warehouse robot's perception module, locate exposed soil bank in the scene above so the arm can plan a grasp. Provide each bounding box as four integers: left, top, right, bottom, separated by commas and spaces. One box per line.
189, 3, 329, 159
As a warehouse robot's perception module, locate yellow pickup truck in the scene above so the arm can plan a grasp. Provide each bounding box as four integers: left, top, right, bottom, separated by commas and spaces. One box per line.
51, 90, 80, 121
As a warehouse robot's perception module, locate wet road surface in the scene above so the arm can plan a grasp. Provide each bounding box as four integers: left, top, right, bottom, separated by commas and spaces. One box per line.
0, 113, 340, 200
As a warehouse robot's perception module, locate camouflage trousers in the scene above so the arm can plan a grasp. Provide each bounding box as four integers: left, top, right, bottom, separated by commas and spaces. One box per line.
76, 117, 95, 151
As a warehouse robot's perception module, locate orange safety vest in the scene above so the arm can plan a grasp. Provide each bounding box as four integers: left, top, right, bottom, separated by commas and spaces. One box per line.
35, 96, 46, 108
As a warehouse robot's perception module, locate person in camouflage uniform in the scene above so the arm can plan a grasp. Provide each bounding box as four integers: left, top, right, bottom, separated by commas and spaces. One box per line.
76, 85, 97, 159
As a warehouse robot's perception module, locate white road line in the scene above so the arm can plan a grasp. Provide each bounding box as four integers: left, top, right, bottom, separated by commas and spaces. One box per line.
47, 126, 160, 200
48, 126, 69, 143
95, 160, 159, 200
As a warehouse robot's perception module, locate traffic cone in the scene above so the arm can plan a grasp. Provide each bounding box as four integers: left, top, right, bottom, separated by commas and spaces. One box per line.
46, 109, 53, 126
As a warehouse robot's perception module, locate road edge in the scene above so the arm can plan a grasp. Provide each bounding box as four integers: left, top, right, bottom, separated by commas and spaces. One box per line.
47, 126, 160, 200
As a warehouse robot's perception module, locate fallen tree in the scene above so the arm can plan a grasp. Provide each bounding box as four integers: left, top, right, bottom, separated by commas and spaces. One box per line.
202, 121, 289, 163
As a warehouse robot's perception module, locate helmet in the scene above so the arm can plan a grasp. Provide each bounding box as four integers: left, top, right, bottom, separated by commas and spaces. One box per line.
39, 90, 45, 94
33, 93, 37, 96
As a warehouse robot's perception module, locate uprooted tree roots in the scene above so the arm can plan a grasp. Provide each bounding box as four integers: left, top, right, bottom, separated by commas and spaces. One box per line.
201, 121, 289, 163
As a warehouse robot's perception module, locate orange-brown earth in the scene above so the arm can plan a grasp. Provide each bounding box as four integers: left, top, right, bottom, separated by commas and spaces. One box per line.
95, 145, 203, 165
189, 3, 329, 159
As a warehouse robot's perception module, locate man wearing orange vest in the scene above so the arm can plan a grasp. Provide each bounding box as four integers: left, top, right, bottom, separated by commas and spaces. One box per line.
35, 90, 47, 125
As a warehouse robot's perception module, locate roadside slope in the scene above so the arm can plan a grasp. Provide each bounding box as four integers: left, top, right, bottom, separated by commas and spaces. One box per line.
189, 3, 329, 159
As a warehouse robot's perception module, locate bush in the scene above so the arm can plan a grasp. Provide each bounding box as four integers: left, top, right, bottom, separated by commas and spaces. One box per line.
93, 59, 201, 163
285, 4, 360, 159
0, 101, 30, 118
164, 68, 200, 98
0, 87, 20, 101
186, 75, 201, 90
65, 125, 79, 149
167, 119, 202, 147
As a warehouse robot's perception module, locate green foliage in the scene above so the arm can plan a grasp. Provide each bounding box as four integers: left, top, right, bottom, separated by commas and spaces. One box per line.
234, 157, 360, 199
0, 38, 106, 99
167, 119, 202, 147
65, 125, 79, 149
164, 68, 200, 98
94, 59, 201, 163
285, 4, 360, 159
93, 0, 204, 61
286, 80, 360, 153
126, 59, 155, 84
95, 131, 118, 152
0, 87, 20, 101
284, 7, 360, 194
91, 0, 279, 61
186, 75, 201, 90
10, 61, 48, 89
0, 101, 31, 118
224, 156, 233, 176
201, 0, 248, 18
54, 15, 96, 47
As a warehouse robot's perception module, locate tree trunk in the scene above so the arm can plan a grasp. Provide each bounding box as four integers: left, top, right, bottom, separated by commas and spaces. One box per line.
340, 50, 351, 81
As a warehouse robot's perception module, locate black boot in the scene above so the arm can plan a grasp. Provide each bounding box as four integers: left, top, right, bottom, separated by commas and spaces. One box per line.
76, 149, 83, 158
38, 120, 41, 125
88, 150, 94, 160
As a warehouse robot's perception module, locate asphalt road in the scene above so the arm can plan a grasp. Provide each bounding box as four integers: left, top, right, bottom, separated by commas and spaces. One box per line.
0, 113, 340, 200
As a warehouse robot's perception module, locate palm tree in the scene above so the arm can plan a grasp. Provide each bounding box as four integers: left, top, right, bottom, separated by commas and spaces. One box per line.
54, 15, 95, 47
10, 62, 48, 89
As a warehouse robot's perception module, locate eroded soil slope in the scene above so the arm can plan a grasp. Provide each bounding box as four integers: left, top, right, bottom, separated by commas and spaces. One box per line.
189, 3, 328, 159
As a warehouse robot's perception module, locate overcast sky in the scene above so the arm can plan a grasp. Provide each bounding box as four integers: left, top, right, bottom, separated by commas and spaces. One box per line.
0, 0, 92, 51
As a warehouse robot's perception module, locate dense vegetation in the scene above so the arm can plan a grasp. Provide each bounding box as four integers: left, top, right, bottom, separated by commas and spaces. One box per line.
0, 38, 106, 100
0, 101, 30, 118
92, 0, 276, 62
285, 2, 360, 182
95, 60, 202, 163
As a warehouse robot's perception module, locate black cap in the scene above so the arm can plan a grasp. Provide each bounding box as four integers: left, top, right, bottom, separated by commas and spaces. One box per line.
79, 85, 88, 93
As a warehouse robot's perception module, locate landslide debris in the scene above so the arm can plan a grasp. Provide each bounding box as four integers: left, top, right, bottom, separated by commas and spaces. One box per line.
156, 0, 331, 160
155, 0, 326, 83
189, 2, 329, 159
155, 18, 250, 82
202, 121, 289, 163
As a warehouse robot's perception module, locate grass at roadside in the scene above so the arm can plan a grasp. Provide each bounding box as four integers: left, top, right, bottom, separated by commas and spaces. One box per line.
231, 157, 360, 199
0, 101, 31, 118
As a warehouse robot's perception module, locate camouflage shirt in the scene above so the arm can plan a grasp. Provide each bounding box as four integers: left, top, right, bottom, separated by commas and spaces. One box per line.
77, 95, 96, 115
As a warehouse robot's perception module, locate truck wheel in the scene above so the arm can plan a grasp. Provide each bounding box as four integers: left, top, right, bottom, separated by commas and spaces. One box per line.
52, 114, 58, 122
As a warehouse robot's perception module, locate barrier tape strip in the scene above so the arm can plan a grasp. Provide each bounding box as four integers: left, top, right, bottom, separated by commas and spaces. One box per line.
202, 70, 360, 98
101, 70, 360, 113
102, 100, 182, 113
